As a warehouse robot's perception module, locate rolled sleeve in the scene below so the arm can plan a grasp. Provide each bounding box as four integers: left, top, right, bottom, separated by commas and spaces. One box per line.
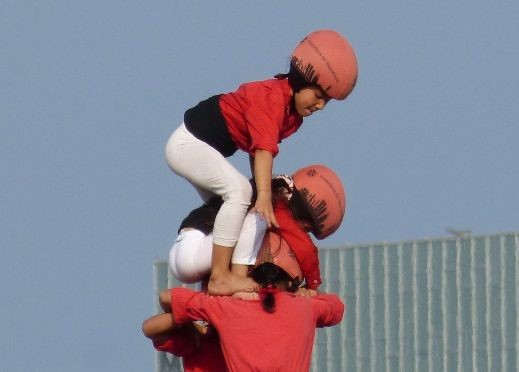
245, 103, 283, 156
171, 287, 200, 324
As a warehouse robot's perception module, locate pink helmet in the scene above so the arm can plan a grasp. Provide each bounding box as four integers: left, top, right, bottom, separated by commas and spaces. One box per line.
255, 232, 303, 282
291, 164, 346, 240
291, 29, 358, 100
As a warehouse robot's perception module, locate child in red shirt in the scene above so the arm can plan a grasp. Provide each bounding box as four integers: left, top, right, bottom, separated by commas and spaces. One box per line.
169, 164, 346, 292
165, 29, 358, 295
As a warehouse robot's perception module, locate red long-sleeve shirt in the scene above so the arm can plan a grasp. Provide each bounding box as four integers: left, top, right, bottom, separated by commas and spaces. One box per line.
220, 78, 303, 156
171, 287, 344, 372
152, 325, 227, 372
273, 199, 322, 289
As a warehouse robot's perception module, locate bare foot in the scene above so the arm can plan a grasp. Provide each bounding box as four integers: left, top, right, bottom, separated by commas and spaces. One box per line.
208, 273, 258, 296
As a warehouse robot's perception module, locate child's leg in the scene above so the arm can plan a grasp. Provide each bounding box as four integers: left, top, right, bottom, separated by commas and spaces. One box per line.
165, 124, 256, 295
230, 212, 268, 275
170, 214, 266, 286
208, 171, 264, 294
169, 229, 213, 284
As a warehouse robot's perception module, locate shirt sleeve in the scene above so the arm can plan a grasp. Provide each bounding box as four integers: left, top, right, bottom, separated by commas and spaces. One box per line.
243, 84, 285, 156
171, 287, 224, 326
152, 326, 197, 357
311, 294, 345, 327
171, 287, 204, 324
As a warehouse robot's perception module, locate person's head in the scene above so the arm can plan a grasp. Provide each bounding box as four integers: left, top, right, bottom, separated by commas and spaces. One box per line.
250, 262, 295, 314
277, 64, 331, 118
253, 232, 303, 312
289, 164, 346, 240
278, 29, 358, 117
293, 84, 331, 118
291, 29, 358, 102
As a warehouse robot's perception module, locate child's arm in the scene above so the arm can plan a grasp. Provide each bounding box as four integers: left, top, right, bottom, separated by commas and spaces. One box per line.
250, 149, 279, 228
273, 201, 322, 289
142, 313, 176, 340
159, 289, 172, 313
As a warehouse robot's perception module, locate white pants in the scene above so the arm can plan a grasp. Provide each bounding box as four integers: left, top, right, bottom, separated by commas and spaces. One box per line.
169, 212, 267, 283
165, 123, 252, 247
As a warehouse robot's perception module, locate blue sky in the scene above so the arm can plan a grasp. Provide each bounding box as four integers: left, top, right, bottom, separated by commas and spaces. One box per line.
1, 1, 518, 371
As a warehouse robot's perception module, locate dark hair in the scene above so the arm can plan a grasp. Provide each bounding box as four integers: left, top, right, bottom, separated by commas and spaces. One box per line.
250, 262, 296, 313
249, 177, 292, 207
288, 189, 318, 234
275, 63, 314, 96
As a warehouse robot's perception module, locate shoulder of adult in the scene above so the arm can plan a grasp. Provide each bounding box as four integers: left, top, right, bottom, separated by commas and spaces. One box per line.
311, 293, 345, 326
171, 287, 203, 324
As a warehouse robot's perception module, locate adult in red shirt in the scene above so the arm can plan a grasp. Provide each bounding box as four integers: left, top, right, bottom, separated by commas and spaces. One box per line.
146, 230, 307, 372
143, 261, 344, 372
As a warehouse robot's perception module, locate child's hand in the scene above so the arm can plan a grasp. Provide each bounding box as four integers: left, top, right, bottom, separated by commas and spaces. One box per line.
250, 149, 277, 227
250, 191, 279, 228
295, 288, 318, 298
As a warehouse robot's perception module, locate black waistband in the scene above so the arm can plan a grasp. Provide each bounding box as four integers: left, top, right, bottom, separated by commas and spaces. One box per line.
184, 95, 238, 157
